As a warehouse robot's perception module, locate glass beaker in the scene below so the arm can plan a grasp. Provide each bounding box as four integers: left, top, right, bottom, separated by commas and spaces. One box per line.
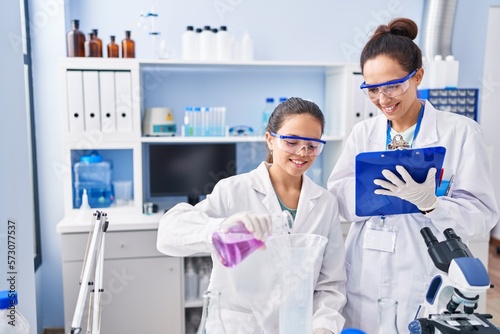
269, 233, 328, 334
197, 290, 226, 334
377, 298, 399, 334
211, 211, 293, 268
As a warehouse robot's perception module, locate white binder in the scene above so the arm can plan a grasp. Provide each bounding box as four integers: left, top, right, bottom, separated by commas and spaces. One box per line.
82, 71, 101, 131
66, 71, 85, 132
114, 71, 133, 132
99, 71, 116, 133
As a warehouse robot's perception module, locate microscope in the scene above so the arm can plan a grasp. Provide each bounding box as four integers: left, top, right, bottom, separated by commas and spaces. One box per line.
409, 227, 499, 333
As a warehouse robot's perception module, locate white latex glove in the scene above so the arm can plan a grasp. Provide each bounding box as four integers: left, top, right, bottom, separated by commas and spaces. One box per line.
221, 211, 272, 241
373, 165, 438, 212
313, 329, 333, 334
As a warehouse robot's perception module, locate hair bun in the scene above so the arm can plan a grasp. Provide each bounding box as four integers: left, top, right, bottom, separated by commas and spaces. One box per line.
388, 18, 418, 40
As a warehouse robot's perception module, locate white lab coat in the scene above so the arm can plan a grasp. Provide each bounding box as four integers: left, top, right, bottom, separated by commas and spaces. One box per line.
157, 162, 347, 334
327, 100, 499, 333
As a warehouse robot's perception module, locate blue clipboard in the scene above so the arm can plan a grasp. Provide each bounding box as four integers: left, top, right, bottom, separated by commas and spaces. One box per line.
355, 146, 446, 216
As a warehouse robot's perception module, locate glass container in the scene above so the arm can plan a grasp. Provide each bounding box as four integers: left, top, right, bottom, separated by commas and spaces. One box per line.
66, 19, 85, 57
377, 298, 399, 334
196, 290, 226, 334
92, 29, 103, 57
107, 36, 119, 58
84, 32, 99, 57
121, 30, 135, 58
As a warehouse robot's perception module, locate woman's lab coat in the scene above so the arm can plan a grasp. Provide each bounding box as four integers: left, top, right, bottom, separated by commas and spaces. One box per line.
327, 100, 499, 333
157, 161, 347, 334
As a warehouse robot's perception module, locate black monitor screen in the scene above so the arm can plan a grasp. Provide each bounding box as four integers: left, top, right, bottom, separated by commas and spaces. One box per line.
148, 143, 237, 205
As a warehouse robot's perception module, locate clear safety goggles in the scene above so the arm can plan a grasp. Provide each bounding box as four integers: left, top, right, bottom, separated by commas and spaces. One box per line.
270, 132, 326, 156
360, 69, 417, 99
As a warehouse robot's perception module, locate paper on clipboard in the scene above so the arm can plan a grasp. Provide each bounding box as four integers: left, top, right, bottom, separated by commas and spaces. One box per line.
355, 146, 446, 216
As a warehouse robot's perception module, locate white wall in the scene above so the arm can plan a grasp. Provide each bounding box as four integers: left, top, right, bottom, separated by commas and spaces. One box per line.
0, 0, 37, 332
31, 0, 500, 330
481, 6, 500, 240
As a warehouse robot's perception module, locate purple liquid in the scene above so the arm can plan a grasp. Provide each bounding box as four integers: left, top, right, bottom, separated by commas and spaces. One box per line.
212, 224, 264, 268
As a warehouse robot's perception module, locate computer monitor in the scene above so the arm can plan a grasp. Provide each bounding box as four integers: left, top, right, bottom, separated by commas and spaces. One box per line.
146, 143, 237, 206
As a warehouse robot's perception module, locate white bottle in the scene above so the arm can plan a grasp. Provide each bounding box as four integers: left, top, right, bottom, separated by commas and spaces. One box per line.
0, 291, 30, 333
216, 26, 232, 61
80, 188, 91, 210
444, 55, 459, 88
182, 26, 198, 61
429, 55, 446, 89
199, 25, 215, 61
184, 259, 198, 300
198, 269, 210, 299
240, 32, 254, 61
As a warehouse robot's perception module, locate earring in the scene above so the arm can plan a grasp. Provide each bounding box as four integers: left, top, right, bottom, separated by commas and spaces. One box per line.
270, 150, 273, 155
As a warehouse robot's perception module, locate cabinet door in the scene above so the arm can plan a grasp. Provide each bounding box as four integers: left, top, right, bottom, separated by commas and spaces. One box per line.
63, 255, 182, 333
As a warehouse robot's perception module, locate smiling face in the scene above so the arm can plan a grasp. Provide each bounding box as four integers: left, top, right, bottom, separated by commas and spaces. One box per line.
265, 113, 322, 180
363, 54, 424, 132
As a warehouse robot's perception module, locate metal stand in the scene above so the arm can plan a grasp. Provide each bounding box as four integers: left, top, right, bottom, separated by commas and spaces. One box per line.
69, 210, 109, 334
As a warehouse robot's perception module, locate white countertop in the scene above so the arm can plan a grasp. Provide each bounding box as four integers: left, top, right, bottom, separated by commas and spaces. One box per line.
56, 208, 164, 234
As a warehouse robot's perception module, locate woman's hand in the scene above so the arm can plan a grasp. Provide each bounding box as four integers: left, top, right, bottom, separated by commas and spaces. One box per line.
221, 211, 272, 241
374, 165, 438, 212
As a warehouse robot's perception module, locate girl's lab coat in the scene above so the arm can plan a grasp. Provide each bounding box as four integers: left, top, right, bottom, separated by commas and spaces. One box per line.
157, 162, 347, 334
327, 100, 498, 333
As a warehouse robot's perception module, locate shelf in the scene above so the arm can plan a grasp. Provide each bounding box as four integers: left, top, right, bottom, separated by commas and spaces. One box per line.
184, 299, 204, 308
141, 135, 343, 143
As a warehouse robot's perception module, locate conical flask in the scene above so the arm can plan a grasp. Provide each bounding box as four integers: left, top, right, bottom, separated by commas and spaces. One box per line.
211, 211, 293, 268
197, 290, 226, 334
377, 298, 399, 334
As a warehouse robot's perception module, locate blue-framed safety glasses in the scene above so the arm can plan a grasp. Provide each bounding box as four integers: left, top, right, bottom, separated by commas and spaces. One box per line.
360, 69, 417, 99
270, 132, 326, 156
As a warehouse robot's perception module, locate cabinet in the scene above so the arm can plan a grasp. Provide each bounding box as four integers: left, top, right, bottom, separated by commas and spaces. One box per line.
57, 58, 358, 333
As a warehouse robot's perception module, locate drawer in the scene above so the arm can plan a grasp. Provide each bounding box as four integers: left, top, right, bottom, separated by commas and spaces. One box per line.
61, 229, 164, 261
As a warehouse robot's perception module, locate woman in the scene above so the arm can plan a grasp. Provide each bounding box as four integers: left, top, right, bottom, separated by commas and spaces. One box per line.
327, 18, 498, 332
157, 97, 346, 333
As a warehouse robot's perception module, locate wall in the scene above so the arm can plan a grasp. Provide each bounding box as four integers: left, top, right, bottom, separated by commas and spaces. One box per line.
30, 0, 500, 330
0, 0, 37, 332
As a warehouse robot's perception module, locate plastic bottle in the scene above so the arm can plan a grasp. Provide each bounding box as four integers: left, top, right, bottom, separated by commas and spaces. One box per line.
198, 268, 210, 299
182, 26, 198, 61
184, 259, 198, 300
0, 291, 30, 333
444, 55, 459, 88
240, 32, 254, 61
429, 55, 446, 89
107, 35, 119, 58
199, 26, 215, 61
92, 29, 103, 57
66, 19, 85, 57
261, 97, 275, 135
216, 26, 232, 61
121, 30, 135, 58
377, 298, 399, 334
73, 152, 113, 208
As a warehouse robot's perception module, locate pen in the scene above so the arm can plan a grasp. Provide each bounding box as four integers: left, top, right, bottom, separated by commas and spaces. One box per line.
444, 174, 455, 196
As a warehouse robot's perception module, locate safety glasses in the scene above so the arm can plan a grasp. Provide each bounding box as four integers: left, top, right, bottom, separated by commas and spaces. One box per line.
360, 69, 417, 100
270, 132, 326, 156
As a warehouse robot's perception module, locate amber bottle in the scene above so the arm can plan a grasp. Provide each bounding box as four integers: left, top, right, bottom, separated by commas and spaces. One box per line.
107, 36, 119, 58
92, 29, 103, 57
84, 32, 99, 57
66, 19, 85, 57
121, 31, 135, 58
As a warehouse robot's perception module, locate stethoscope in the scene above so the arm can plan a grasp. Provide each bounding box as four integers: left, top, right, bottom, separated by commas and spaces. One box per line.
385, 104, 425, 150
